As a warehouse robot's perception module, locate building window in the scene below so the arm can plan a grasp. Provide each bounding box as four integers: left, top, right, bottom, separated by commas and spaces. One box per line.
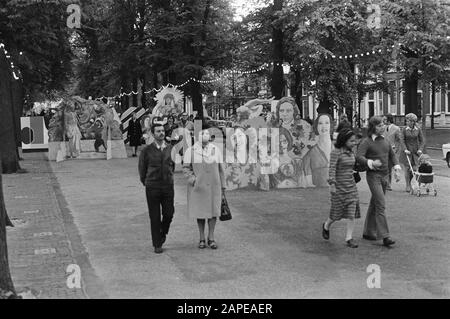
302, 86, 307, 96
435, 89, 441, 113
445, 83, 450, 113
302, 100, 308, 117
369, 91, 374, 100
389, 81, 397, 106
401, 92, 405, 115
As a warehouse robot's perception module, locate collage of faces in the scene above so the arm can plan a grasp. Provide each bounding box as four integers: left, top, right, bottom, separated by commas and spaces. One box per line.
224, 97, 334, 191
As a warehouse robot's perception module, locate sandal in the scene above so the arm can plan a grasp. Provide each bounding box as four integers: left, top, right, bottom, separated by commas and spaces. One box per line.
207, 239, 217, 249
198, 240, 206, 249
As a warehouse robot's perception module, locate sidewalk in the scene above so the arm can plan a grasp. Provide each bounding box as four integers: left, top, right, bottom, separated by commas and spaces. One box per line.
3, 153, 105, 299
3, 152, 450, 298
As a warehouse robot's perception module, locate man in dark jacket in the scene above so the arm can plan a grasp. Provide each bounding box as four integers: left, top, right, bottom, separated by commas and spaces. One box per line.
138, 123, 175, 254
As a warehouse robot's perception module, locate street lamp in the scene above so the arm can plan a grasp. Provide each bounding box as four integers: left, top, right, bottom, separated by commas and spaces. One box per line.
213, 90, 217, 120
282, 62, 291, 97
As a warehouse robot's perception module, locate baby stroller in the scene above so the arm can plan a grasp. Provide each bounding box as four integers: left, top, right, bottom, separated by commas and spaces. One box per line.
406, 153, 437, 197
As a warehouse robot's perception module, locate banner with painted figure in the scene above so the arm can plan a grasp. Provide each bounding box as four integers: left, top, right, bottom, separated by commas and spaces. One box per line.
47, 96, 122, 143
221, 97, 333, 190
224, 98, 274, 191
267, 97, 319, 189
152, 86, 184, 117
301, 113, 334, 187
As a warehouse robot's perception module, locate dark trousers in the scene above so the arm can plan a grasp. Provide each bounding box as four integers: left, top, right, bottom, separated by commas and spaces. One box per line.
145, 186, 175, 248
364, 173, 390, 239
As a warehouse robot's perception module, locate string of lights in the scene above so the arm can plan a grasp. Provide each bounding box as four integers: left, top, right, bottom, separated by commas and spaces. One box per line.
0, 42, 21, 81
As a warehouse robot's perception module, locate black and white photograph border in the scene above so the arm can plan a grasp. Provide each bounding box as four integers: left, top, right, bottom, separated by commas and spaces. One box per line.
0, 0, 449, 303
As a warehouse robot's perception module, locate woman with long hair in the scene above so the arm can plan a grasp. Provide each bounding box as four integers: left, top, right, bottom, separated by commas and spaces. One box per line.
302, 113, 334, 187
322, 129, 360, 248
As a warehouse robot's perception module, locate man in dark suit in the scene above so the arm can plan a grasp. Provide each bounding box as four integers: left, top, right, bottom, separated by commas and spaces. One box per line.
138, 122, 175, 254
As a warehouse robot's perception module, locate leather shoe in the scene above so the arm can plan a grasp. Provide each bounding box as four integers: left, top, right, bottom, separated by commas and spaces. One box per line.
322, 223, 330, 240
383, 237, 395, 247
363, 234, 377, 241
154, 247, 163, 254
346, 239, 358, 248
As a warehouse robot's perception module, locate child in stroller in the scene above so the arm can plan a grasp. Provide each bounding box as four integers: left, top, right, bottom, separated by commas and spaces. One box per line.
408, 154, 437, 197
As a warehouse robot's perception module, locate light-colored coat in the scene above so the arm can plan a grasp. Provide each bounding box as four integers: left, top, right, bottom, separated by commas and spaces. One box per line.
384, 123, 402, 156
183, 142, 225, 219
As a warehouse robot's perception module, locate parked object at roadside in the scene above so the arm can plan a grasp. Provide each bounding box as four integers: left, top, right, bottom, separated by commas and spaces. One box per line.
443, 143, 450, 168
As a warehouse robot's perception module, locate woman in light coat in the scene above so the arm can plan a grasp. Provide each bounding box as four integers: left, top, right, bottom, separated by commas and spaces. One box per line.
399, 113, 425, 192
183, 123, 226, 249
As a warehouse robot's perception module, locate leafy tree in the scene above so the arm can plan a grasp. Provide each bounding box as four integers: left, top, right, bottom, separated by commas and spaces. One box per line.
73, 0, 236, 117
152, 0, 236, 117
378, 0, 450, 122
0, 0, 73, 102
0, 0, 74, 173
284, 0, 381, 117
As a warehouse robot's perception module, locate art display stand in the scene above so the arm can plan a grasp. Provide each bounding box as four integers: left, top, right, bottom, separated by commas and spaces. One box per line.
48, 140, 127, 161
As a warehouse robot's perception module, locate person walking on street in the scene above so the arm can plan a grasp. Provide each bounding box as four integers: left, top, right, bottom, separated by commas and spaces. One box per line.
383, 114, 401, 191
138, 123, 175, 254
356, 116, 401, 247
128, 113, 143, 157
322, 129, 360, 248
183, 123, 226, 250
399, 113, 425, 193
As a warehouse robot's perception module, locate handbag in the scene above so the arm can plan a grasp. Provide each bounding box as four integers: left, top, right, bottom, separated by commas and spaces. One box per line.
353, 162, 362, 183
353, 171, 361, 183
219, 193, 232, 221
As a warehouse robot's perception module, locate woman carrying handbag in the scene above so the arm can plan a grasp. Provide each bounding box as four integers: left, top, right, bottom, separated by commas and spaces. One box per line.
183, 122, 226, 249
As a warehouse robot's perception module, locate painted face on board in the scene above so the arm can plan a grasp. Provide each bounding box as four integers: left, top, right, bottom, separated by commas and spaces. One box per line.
317, 115, 331, 136
279, 102, 294, 124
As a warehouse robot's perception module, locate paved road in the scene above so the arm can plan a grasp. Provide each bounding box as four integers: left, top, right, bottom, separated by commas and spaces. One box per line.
426, 148, 450, 178
36, 153, 449, 299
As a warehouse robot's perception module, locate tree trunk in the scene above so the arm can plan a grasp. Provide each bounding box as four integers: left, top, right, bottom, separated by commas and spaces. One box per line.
0, 167, 16, 298
293, 70, 303, 117
431, 80, 435, 129
404, 69, 419, 116
132, 78, 138, 108
317, 94, 332, 115
0, 51, 21, 174
10, 80, 23, 150
141, 74, 147, 109
191, 81, 203, 119
421, 80, 429, 139
271, 0, 284, 100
